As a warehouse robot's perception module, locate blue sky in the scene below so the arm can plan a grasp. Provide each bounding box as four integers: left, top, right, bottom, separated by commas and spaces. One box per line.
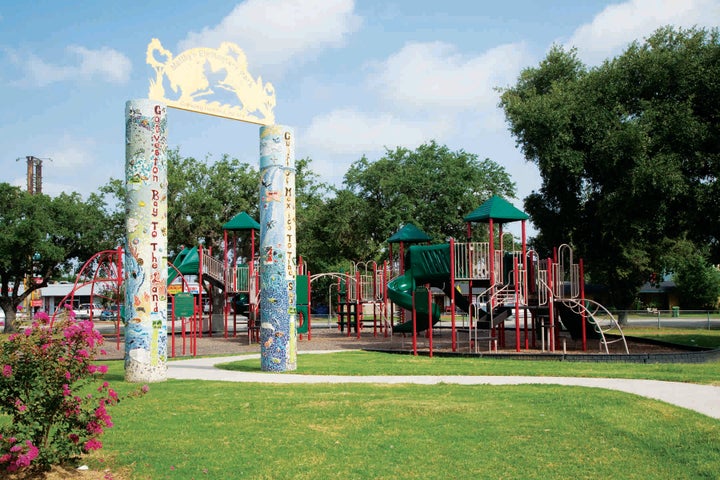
2, 0, 719, 237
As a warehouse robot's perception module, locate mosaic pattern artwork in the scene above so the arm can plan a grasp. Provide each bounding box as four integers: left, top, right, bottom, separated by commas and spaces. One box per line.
259, 125, 297, 371
124, 99, 168, 383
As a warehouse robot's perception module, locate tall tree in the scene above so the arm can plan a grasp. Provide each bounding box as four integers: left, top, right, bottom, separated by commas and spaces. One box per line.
660, 238, 720, 309
342, 141, 516, 256
500, 26, 720, 312
0, 184, 116, 332
166, 150, 260, 256
294, 156, 333, 268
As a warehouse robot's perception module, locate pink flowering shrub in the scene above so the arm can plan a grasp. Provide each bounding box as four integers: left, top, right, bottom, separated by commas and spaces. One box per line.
0, 310, 147, 473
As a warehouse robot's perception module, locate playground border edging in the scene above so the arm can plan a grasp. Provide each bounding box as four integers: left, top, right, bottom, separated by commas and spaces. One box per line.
362, 347, 720, 364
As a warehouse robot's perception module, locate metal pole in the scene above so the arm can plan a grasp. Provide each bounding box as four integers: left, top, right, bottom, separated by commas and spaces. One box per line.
223, 229, 229, 339
427, 284, 433, 358
548, 258, 555, 352
449, 238, 457, 352
412, 288, 417, 356
580, 258, 587, 351
514, 256, 520, 352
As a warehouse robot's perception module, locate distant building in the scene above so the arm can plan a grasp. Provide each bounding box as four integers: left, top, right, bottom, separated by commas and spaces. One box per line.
638, 275, 678, 310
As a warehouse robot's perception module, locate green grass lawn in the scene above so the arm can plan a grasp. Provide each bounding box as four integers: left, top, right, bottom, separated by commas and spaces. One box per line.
618, 326, 720, 349
80, 348, 720, 480
217, 350, 720, 385
3, 328, 720, 479
94, 363, 720, 480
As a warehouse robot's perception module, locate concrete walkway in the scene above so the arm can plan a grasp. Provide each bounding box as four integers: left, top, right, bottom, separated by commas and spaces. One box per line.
167, 351, 720, 421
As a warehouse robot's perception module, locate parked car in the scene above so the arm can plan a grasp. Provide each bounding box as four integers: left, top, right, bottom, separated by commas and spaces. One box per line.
100, 305, 121, 321
75, 303, 103, 319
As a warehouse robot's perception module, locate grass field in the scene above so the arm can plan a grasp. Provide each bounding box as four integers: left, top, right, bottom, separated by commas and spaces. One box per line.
91, 334, 720, 480
3, 328, 720, 479
618, 325, 720, 349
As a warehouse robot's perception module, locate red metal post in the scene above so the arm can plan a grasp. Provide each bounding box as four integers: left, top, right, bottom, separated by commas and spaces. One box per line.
411, 288, 417, 356
514, 256, 520, 352
427, 283, 433, 358
547, 257, 554, 352
372, 262, 377, 337
307, 270, 312, 341
488, 218, 495, 301
170, 295, 176, 358
449, 238, 457, 352
198, 244, 205, 339
356, 269, 361, 340
521, 221, 528, 349
223, 230, 229, 339
346, 275, 352, 338
580, 258, 587, 351
383, 261, 390, 337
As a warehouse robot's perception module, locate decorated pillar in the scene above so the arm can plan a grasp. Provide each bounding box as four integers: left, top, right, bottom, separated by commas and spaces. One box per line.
124, 99, 168, 382
259, 125, 297, 371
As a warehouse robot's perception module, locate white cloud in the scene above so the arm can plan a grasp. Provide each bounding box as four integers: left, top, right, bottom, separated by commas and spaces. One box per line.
303, 108, 454, 156
178, 0, 361, 77
301, 108, 456, 185
68, 46, 132, 84
11, 46, 131, 86
299, 40, 531, 185
567, 0, 720, 65
39, 136, 96, 170
369, 41, 529, 112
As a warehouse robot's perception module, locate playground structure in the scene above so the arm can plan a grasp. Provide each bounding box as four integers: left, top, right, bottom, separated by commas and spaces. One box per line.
323, 261, 391, 339
54, 195, 629, 358
328, 195, 628, 356
53, 209, 312, 358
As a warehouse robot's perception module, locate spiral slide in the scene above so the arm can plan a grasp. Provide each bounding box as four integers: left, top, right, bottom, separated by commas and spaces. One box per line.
388, 244, 451, 333
167, 246, 199, 286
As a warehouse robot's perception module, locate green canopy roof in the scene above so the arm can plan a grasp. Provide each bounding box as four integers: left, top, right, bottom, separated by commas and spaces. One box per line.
223, 212, 260, 231
387, 223, 432, 244
464, 195, 529, 223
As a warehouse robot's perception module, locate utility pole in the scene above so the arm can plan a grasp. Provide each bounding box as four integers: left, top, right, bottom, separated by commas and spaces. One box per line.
15, 156, 51, 316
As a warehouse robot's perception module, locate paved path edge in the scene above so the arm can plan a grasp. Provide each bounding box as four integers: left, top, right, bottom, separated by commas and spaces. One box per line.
166, 351, 720, 420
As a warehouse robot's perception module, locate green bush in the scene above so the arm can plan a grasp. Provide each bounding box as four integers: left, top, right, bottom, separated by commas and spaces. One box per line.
0, 310, 146, 473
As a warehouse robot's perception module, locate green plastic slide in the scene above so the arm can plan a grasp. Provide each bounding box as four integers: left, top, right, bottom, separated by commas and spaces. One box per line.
167, 246, 200, 286
388, 244, 451, 333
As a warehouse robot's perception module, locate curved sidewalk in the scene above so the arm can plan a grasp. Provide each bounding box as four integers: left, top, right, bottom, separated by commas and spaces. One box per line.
167, 352, 720, 421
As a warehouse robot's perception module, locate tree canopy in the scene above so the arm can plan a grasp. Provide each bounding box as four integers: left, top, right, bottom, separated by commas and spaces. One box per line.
0, 184, 116, 332
5, 140, 518, 320
342, 141, 516, 253
500, 26, 720, 309
100, 142, 515, 276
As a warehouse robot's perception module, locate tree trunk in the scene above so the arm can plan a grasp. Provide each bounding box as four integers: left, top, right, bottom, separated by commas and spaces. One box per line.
617, 310, 628, 325
3, 308, 18, 333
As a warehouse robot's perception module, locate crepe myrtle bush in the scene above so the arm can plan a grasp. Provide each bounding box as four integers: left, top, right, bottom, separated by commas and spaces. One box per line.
0, 309, 147, 473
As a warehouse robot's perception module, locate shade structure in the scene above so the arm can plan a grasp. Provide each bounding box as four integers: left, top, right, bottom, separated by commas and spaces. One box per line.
464, 195, 529, 224
387, 223, 432, 244
223, 211, 261, 231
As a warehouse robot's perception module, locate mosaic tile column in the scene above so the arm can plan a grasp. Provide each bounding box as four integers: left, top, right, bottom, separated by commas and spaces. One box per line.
259, 125, 297, 372
124, 99, 168, 382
